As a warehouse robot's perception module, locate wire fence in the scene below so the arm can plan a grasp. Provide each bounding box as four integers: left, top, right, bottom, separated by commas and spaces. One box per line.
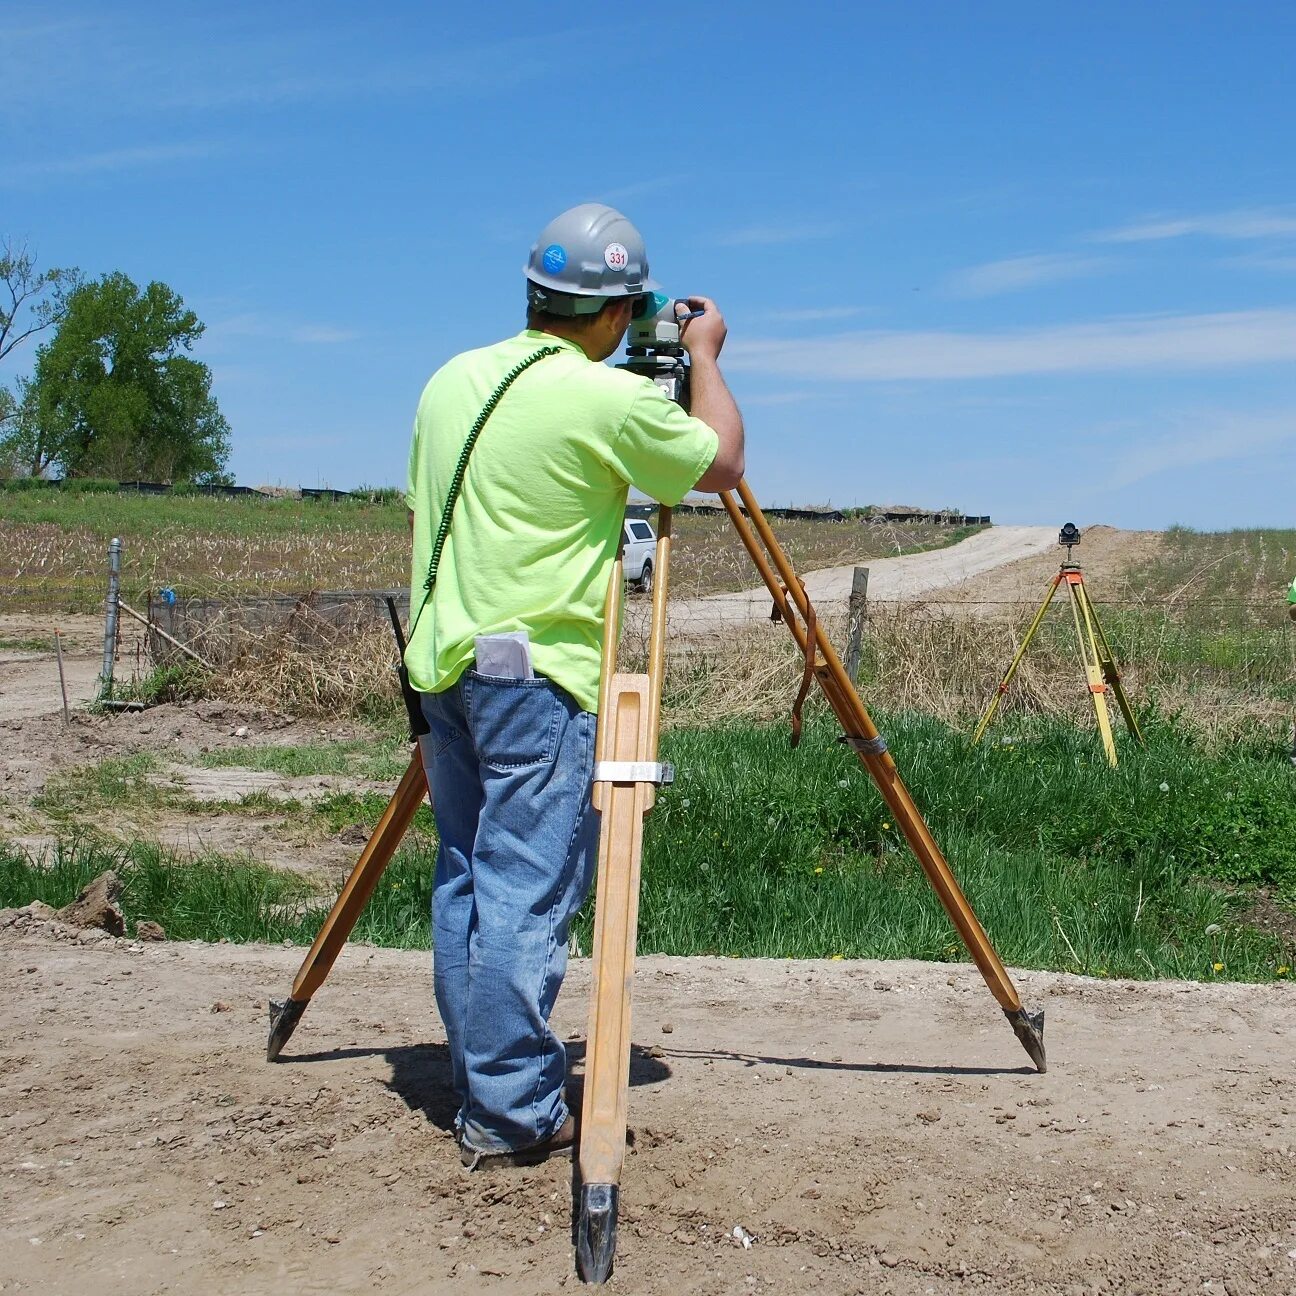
7, 572, 1293, 740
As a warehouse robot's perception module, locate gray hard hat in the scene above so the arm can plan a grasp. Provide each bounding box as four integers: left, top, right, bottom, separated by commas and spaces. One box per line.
525, 203, 659, 315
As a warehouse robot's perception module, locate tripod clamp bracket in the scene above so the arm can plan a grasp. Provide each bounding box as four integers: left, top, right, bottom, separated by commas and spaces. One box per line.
840, 734, 888, 756
592, 760, 675, 787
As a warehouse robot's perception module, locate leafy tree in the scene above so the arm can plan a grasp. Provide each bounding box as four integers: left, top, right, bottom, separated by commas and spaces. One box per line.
16, 272, 231, 482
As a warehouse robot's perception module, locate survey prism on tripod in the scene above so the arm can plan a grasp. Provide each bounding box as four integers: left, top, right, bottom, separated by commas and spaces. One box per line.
972, 523, 1144, 767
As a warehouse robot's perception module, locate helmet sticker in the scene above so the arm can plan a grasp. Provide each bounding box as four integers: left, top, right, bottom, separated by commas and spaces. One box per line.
603, 242, 629, 272
541, 243, 567, 274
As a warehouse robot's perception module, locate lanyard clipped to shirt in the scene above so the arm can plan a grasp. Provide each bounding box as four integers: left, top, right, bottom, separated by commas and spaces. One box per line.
407, 346, 561, 642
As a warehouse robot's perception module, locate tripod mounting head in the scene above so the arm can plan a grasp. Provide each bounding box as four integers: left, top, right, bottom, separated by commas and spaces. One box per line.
620, 292, 690, 405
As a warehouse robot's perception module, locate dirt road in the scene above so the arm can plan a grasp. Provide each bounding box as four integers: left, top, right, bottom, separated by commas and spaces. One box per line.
667, 526, 1058, 633
3, 924, 1293, 1295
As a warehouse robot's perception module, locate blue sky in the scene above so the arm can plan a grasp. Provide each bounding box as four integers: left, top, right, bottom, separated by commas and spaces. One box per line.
3, 3, 1294, 528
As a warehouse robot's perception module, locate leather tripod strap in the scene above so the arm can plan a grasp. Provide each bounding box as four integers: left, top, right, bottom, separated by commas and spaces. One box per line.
770, 581, 818, 748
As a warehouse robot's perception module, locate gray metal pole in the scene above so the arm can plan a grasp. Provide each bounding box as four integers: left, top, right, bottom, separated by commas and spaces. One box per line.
54, 630, 71, 723
99, 537, 122, 697
843, 565, 869, 680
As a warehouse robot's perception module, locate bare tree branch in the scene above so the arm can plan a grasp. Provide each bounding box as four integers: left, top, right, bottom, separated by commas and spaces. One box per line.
0, 238, 81, 365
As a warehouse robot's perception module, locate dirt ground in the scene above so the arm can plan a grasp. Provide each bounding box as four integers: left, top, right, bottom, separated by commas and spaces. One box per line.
3, 529, 1295, 1293
1, 611, 385, 876
1, 924, 1293, 1296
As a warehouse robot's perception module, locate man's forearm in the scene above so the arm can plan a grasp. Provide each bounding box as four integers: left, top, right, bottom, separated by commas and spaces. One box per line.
690, 354, 744, 490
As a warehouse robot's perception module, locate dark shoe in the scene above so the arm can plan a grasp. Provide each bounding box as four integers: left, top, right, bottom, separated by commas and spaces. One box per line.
460, 1115, 577, 1170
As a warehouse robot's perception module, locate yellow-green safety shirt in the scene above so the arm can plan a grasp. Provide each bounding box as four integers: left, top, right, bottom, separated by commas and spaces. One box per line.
404, 330, 718, 713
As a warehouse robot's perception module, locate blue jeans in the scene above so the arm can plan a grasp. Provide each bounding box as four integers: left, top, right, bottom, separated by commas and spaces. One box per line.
418, 671, 599, 1153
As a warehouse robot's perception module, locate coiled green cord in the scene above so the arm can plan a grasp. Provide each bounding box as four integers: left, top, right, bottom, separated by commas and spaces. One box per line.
408, 345, 561, 642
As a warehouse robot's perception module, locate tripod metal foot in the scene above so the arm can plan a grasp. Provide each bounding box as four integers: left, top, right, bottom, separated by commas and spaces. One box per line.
266, 997, 307, 1062
575, 1183, 619, 1284
1004, 1005, 1047, 1072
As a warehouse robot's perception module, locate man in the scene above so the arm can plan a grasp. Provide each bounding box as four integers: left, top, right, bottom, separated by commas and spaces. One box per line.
404, 203, 744, 1167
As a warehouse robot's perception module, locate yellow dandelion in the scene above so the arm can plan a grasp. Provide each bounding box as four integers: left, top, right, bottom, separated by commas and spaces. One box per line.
1212, 962, 1224, 972
830, 953, 844, 960
1277, 966, 1290, 976
881, 822, 892, 831
813, 866, 824, 875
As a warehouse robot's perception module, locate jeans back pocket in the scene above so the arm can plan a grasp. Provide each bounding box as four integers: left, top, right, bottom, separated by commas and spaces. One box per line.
464, 671, 565, 771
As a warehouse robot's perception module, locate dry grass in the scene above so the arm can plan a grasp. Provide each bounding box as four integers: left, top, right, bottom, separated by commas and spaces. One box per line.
203, 611, 402, 718
195, 595, 1294, 749
854, 601, 1293, 746
1, 492, 978, 613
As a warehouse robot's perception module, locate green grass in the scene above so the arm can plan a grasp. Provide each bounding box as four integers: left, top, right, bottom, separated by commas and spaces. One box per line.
5, 714, 1292, 981
1125, 525, 1296, 616
33, 753, 181, 820
0, 636, 49, 652
615, 716, 1294, 980
34, 747, 433, 843
199, 738, 410, 783
0, 839, 431, 947
105, 663, 211, 707
0, 487, 408, 538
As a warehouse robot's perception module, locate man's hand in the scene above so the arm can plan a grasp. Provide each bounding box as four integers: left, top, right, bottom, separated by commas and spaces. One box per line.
681, 295, 744, 492
677, 296, 727, 362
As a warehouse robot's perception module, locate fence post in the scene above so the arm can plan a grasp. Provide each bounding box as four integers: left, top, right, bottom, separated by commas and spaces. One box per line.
99, 537, 122, 698
843, 565, 869, 680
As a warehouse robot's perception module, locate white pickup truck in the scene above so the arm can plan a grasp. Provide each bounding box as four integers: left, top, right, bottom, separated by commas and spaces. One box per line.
621, 518, 658, 594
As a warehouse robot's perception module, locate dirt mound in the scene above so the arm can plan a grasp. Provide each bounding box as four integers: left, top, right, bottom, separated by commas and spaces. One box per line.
2, 931, 1292, 1294
56, 869, 125, 935
942, 526, 1165, 609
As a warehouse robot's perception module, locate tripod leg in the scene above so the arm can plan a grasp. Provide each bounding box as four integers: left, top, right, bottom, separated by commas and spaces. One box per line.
576, 512, 673, 1284
972, 574, 1062, 745
721, 483, 1045, 1072
266, 750, 429, 1061
1082, 585, 1144, 745
1066, 575, 1118, 767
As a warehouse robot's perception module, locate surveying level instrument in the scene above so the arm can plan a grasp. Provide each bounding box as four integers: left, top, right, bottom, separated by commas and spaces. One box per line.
622, 292, 692, 401
264, 305, 1048, 1286
972, 522, 1144, 767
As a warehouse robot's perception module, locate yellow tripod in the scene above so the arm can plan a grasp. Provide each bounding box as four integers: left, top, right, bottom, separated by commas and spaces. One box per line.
973, 532, 1143, 766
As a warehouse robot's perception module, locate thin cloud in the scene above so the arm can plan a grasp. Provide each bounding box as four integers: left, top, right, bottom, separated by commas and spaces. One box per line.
771, 306, 870, 322
741, 391, 836, 406
715, 222, 845, 247
1095, 209, 1296, 243
2, 141, 221, 183
725, 309, 1296, 381
1111, 410, 1296, 488
1227, 250, 1296, 273
1, 16, 589, 119
596, 175, 689, 204
946, 252, 1115, 298
205, 314, 359, 350
289, 325, 360, 345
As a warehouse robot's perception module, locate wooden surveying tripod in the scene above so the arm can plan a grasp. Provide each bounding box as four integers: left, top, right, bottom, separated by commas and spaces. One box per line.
265, 480, 1048, 1284
972, 524, 1143, 767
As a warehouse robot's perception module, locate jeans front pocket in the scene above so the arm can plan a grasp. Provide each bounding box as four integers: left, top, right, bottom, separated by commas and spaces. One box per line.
464, 671, 565, 771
